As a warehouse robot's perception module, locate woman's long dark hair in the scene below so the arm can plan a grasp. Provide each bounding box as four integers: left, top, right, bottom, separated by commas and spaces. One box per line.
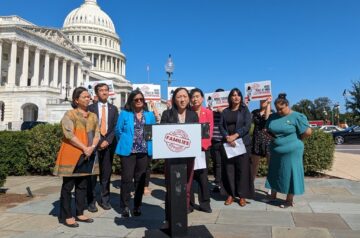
228, 88, 245, 110
71, 87, 88, 109
171, 87, 191, 111
124, 90, 149, 112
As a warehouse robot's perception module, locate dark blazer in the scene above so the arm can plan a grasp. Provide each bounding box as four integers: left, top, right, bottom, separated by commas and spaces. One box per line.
88, 102, 119, 146
160, 107, 199, 124
219, 105, 252, 147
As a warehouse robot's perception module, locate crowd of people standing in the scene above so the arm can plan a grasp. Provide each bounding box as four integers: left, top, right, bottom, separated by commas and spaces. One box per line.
54, 85, 312, 228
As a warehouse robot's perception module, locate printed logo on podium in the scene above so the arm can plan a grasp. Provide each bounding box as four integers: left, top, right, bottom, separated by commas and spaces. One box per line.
164, 129, 191, 152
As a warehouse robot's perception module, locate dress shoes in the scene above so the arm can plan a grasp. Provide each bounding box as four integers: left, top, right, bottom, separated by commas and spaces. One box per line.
239, 198, 247, 207
75, 217, 94, 223
88, 203, 98, 213
99, 203, 112, 210
212, 185, 221, 193
224, 196, 234, 205
199, 207, 212, 213
187, 207, 194, 214
121, 207, 130, 218
133, 207, 142, 216
63, 221, 79, 228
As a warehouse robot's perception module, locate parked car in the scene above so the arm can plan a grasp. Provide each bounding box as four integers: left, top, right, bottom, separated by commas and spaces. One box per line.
319, 125, 344, 133
20, 121, 47, 131
332, 125, 360, 145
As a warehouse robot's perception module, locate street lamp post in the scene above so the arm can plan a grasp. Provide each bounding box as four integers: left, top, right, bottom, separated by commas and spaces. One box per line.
164, 54, 175, 93
63, 83, 71, 101
333, 103, 340, 125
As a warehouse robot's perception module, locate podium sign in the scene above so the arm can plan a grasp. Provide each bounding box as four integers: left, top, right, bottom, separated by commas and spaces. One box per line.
152, 124, 202, 160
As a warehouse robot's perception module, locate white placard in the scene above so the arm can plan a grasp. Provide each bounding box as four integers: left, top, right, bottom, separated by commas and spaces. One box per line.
244, 80, 272, 101
133, 84, 161, 101
84, 80, 115, 99
223, 138, 247, 159
204, 91, 230, 110
194, 151, 207, 170
167, 86, 195, 100
152, 124, 202, 159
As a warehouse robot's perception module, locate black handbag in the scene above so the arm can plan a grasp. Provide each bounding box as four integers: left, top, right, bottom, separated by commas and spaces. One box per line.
73, 153, 96, 174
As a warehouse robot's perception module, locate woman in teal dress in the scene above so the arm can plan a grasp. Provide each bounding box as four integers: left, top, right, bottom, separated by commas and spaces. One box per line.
265, 93, 312, 207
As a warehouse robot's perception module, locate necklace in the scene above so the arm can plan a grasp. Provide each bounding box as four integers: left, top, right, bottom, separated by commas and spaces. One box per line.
178, 112, 186, 123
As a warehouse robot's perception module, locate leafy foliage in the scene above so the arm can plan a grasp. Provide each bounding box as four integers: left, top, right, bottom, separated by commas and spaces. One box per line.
345, 80, 360, 124
303, 129, 335, 175
0, 131, 30, 175
292, 99, 316, 120
26, 124, 63, 174
0, 157, 8, 187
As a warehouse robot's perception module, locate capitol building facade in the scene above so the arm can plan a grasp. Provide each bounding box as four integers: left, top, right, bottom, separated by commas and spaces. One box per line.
0, 0, 132, 130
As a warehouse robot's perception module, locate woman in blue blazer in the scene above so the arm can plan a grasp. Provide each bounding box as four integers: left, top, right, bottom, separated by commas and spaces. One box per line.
115, 90, 156, 217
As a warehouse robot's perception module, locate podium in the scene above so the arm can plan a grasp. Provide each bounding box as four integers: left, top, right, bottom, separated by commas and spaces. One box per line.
145, 123, 208, 238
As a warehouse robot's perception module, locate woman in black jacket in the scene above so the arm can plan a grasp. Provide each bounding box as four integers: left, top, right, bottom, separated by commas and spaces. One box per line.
161, 87, 199, 222
220, 88, 254, 207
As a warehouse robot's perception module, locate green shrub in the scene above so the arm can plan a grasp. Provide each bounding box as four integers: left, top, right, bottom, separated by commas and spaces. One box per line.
303, 130, 335, 175
26, 124, 63, 175
0, 159, 8, 187
0, 131, 30, 175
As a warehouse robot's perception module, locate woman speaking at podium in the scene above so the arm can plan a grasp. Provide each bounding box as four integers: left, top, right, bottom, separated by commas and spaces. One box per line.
160, 87, 199, 224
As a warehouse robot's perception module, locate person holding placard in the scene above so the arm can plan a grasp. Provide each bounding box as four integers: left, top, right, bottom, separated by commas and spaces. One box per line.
219, 88, 254, 207
251, 97, 273, 182
265, 93, 312, 208
189, 88, 213, 213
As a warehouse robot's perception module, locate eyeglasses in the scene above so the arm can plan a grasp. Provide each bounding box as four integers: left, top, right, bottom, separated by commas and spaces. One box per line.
133, 98, 144, 102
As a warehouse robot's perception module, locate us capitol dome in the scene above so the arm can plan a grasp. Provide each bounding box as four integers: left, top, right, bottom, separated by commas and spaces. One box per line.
62, 0, 131, 103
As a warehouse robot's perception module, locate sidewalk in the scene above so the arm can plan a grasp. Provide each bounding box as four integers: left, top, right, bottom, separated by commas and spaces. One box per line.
323, 151, 360, 181
1, 174, 360, 238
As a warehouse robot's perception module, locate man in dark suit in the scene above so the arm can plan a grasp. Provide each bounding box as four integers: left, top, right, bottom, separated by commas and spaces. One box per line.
87, 83, 119, 212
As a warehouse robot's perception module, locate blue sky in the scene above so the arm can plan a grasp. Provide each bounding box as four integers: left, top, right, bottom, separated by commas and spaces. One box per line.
1, 0, 360, 112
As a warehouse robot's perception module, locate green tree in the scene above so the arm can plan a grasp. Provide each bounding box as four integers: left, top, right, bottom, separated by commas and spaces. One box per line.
291, 99, 315, 120
313, 97, 332, 120
345, 81, 360, 124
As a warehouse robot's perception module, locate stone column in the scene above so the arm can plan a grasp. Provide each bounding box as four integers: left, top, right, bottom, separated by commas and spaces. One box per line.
77, 64, 83, 86
42, 51, 50, 86
85, 72, 89, 83
7, 40, 17, 86
69, 61, 74, 88
116, 58, 120, 74
20, 44, 29, 87
61, 59, 67, 89
53, 56, 59, 88
32, 48, 40, 86
110, 57, 113, 72
91, 53, 95, 69
120, 59, 122, 75
122, 61, 126, 76
0, 41, 2, 82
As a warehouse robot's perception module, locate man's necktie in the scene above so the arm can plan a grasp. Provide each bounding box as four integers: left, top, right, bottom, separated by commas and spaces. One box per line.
101, 104, 107, 136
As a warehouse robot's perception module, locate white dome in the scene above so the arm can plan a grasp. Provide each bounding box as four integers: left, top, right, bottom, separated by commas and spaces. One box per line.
63, 0, 116, 33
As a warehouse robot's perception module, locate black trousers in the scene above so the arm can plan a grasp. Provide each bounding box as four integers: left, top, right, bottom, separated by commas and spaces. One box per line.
190, 150, 211, 210
120, 153, 148, 209
222, 149, 254, 199
210, 141, 223, 185
144, 156, 152, 187
60, 176, 87, 220
87, 145, 115, 206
